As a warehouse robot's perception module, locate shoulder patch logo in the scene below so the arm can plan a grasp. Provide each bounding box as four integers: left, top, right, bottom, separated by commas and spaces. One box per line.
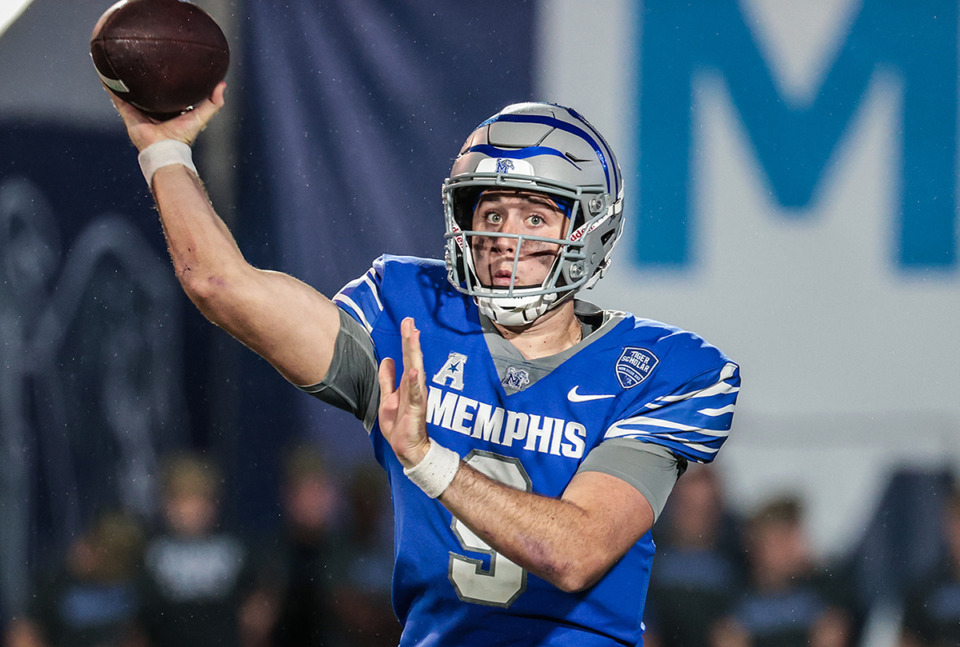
616, 347, 659, 389
433, 352, 468, 391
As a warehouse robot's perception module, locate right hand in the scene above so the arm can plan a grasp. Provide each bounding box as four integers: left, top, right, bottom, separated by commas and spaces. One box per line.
107, 81, 227, 152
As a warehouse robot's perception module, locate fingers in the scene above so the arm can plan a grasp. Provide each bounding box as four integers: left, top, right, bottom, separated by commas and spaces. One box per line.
107, 88, 148, 126
183, 81, 227, 141
211, 80, 227, 107
105, 81, 228, 151
400, 317, 425, 386
378, 320, 431, 468
400, 318, 428, 409
378, 319, 425, 408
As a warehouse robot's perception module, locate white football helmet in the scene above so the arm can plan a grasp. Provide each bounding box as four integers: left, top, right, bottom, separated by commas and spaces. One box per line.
443, 102, 624, 326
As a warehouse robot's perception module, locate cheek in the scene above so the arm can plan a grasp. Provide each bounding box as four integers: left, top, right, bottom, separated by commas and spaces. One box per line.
521, 238, 562, 260
469, 237, 491, 261
468, 239, 493, 277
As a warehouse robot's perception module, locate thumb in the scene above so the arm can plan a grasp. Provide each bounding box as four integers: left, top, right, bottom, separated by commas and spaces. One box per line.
378, 357, 397, 401
185, 81, 227, 134
172, 81, 227, 146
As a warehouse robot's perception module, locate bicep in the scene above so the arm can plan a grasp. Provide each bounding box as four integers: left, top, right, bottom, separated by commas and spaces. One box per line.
210, 266, 343, 386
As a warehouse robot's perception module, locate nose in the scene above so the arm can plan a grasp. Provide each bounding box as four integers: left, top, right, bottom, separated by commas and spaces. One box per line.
489, 232, 519, 255
488, 214, 522, 249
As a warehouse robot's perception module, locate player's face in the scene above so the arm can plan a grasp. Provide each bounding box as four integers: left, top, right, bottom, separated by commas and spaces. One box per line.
469, 190, 568, 288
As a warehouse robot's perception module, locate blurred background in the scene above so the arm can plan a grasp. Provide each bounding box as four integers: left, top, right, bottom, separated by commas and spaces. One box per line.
1, 1, 959, 645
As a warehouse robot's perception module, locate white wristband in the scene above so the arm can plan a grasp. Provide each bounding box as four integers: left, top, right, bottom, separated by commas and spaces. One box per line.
403, 440, 460, 498
138, 140, 197, 187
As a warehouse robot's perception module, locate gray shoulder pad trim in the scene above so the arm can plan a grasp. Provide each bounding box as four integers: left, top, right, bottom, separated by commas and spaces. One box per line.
298, 308, 380, 430
577, 438, 682, 521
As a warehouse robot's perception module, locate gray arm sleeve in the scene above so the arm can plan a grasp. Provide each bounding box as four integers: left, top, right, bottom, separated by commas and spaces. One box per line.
576, 438, 684, 521
298, 309, 381, 431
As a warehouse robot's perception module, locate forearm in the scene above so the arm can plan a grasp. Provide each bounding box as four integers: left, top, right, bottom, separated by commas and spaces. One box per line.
438, 461, 646, 593
150, 163, 341, 385
113, 83, 248, 316
108, 85, 342, 384
151, 164, 247, 306
439, 463, 589, 591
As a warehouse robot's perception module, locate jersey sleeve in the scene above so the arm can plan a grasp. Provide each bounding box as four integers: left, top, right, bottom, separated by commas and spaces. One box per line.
331, 256, 388, 334
299, 309, 380, 430
604, 361, 740, 463
296, 258, 389, 428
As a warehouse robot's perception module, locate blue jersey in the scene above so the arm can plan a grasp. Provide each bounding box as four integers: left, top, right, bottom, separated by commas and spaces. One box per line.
333, 255, 740, 647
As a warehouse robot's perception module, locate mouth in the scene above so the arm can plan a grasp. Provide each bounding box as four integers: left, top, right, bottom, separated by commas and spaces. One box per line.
477, 249, 556, 289
491, 268, 515, 287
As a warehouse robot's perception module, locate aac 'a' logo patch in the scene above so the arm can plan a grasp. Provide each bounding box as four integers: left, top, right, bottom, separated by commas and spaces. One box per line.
616, 348, 659, 389
433, 352, 468, 391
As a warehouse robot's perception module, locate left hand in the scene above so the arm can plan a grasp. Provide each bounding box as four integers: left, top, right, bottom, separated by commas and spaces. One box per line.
377, 317, 432, 468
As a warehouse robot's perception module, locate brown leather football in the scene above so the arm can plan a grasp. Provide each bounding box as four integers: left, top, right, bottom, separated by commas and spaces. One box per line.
91, 0, 229, 120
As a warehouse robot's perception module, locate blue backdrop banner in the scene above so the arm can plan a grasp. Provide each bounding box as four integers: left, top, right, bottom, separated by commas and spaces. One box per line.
233, 0, 537, 523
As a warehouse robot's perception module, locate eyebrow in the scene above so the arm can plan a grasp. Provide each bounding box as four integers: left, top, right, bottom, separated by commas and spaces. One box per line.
476, 193, 563, 211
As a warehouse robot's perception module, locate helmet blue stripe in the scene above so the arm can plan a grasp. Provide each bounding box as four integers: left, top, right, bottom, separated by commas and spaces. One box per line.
465, 144, 578, 167
485, 113, 617, 196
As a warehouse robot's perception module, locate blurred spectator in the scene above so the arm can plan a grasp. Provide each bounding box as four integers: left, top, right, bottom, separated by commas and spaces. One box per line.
5, 508, 145, 647
711, 494, 857, 647
134, 452, 258, 647
644, 464, 745, 647
899, 481, 960, 647
330, 465, 401, 647
252, 443, 341, 646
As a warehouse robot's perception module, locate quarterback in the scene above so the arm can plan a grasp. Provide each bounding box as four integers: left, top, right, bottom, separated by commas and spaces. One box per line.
108, 81, 739, 646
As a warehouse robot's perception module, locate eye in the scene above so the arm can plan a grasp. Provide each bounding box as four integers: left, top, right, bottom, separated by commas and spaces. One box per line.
527, 214, 545, 227
484, 211, 503, 225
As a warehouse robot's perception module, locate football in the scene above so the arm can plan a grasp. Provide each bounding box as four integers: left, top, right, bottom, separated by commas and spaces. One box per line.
90, 0, 229, 120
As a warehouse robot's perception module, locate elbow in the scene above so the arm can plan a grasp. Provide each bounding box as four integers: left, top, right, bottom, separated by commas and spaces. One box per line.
176, 265, 237, 323
179, 268, 220, 304
524, 528, 632, 594
544, 556, 611, 594
552, 571, 602, 595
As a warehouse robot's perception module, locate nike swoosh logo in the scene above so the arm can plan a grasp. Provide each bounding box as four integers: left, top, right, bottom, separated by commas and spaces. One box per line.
567, 386, 616, 402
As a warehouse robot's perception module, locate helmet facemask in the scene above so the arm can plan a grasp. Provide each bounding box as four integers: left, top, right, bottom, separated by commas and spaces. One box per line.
442, 103, 624, 327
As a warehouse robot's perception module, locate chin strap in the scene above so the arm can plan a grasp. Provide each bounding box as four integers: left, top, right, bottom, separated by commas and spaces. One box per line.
475, 292, 560, 327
